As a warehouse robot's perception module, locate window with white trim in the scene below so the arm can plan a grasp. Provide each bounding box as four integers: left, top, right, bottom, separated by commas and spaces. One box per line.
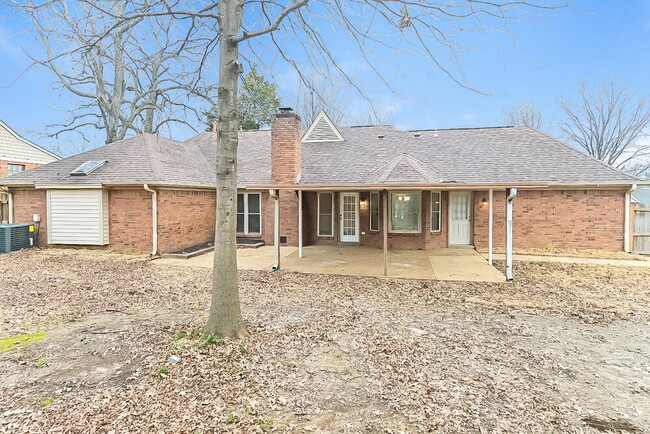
431, 191, 441, 232
369, 192, 379, 231
389, 191, 422, 233
8, 164, 25, 176
317, 192, 334, 236
237, 193, 261, 235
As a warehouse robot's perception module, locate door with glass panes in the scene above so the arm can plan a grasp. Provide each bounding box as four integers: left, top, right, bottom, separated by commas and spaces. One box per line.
339, 192, 359, 242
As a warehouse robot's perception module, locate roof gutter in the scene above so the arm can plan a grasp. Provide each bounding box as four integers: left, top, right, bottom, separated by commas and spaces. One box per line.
624, 183, 638, 253
246, 182, 549, 191
143, 184, 158, 256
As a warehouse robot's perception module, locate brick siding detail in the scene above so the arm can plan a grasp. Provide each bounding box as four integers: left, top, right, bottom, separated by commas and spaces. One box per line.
0, 160, 41, 178
107, 189, 153, 252
271, 113, 301, 184
11, 188, 47, 246
157, 189, 216, 253
473, 189, 626, 251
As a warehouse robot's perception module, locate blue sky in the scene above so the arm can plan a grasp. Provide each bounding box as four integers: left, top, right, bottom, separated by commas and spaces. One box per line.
0, 1, 648, 154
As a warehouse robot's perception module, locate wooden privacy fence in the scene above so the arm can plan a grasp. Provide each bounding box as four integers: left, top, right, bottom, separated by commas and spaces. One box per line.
633, 208, 650, 254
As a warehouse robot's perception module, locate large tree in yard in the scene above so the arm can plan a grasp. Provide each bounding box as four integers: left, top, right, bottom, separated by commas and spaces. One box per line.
52, 0, 568, 338
560, 81, 650, 177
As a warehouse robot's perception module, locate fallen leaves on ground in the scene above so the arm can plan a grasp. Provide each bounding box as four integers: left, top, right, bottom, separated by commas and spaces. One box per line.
0, 249, 648, 433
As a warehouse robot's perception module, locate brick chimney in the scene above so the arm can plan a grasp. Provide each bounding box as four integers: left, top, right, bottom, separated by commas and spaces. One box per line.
271, 109, 301, 185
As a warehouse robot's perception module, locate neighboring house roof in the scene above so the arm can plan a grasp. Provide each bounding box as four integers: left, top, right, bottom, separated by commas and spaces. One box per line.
632, 187, 650, 206
0, 123, 640, 188
0, 120, 61, 164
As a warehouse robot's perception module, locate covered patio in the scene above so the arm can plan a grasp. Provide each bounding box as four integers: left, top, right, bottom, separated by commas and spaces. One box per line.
154, 245, 506, 282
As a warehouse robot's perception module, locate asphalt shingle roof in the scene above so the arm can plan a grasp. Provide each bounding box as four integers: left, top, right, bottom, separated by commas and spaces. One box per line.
0, 124, 639, 187
300, 125, 638, 185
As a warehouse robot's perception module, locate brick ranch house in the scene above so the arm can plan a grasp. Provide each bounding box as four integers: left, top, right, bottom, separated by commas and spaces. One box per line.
0, 120, 61, 223
0, 111, 643, 271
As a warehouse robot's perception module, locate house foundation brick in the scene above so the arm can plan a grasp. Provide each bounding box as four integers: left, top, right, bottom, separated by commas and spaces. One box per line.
473, 189, 626, 251
157, 189, 216, 253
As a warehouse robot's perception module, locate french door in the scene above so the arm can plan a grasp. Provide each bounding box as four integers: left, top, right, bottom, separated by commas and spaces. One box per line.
339, 192, 360, 242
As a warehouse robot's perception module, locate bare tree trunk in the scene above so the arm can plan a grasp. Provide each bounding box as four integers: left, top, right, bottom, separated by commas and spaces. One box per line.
204, 0, 247, 338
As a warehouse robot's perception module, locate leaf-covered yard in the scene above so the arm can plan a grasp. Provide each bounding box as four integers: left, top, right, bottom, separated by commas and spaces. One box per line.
0, 249, 648, 433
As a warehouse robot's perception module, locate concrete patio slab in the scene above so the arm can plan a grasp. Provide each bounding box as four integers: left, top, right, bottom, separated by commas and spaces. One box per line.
489, 253, 650, 268
153, 246, 297, 270
153, 244, 506, 282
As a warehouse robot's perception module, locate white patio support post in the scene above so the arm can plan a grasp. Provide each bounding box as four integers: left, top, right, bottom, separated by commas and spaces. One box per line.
271, 189, 281, 271
298, 189, 303, 258
624, 184, 637, 253
505, 188, 517, 281
488, 188, 493, 265
383, 190, 388, 277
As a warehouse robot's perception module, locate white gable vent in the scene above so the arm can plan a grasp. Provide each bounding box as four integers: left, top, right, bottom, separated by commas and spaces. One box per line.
302, 111, 344, 143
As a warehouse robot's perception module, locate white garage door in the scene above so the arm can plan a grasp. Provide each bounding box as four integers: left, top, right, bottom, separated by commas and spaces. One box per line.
47, 189, 109, 245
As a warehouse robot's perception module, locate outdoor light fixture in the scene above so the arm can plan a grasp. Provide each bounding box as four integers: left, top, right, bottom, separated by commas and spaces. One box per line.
360, 199, 369, 210
482, 197, 488, 206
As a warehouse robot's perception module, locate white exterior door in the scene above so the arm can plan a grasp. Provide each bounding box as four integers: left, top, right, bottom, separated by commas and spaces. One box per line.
449, 191, 471, 245
339, 192, 359, 242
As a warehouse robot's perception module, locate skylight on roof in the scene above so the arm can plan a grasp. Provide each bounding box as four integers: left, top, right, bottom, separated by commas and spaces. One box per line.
70, 160, 107, 176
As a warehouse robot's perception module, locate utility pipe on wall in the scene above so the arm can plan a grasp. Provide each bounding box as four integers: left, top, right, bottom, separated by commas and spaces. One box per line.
505, 188, 517, 281
624, 184, 637, 253
488, 188, 493, 265
270, 189, 280, 270
143, 184, 158, 256
298, 190, 303, 259
0, 187, 13, 224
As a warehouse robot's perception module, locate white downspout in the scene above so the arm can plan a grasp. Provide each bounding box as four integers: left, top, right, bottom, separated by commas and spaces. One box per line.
143, 184, 158, 256
488, 188, 493, 265
0, 187, 14, 224
624, 184, 637, 253
505, 188, 517, 281
298, 189, 303, 259
270, 189, 280, 270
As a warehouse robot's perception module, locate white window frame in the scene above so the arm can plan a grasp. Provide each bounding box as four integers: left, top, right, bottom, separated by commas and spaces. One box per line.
369, 192, 379, 232
430, 191, 441, 233
317, 192, 335, 237
389, 191, 422, 234
8, 164, 25, 176
237, 192, 262, 235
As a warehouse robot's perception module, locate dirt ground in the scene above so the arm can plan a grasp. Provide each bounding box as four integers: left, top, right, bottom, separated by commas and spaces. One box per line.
0, 249, 648, 433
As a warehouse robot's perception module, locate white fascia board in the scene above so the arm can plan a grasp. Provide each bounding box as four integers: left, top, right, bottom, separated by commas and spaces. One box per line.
35, 183, 104, 189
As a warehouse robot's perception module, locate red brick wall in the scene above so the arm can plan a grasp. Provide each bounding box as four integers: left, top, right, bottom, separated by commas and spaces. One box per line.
271, 114, 301, 184
107, 189, 153, 252
0, 160, 41, 178
473, 189, 626, 251
157, 189, 216, 253
11, 188, 47, 246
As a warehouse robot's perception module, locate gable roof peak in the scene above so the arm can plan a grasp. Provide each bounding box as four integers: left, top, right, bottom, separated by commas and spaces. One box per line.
365, 152, 444, 184
301, 111, 344, 143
